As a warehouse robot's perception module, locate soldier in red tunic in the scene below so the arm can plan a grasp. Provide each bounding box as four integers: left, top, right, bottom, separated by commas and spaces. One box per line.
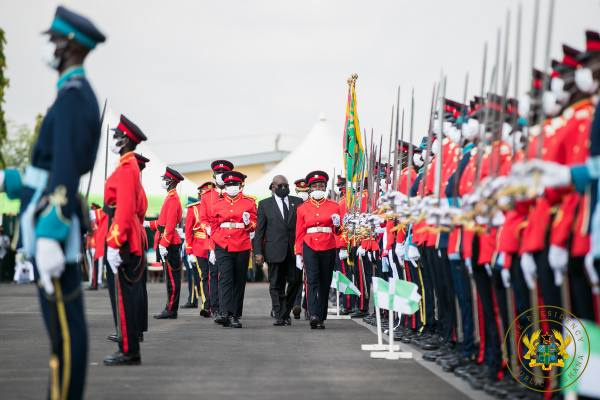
295, 170, 341, 329
102, 114, 148, 366
199, 159, 234, 318
147, 167, 184, 319
205, 171, 257, 328
184, 181, 216, 317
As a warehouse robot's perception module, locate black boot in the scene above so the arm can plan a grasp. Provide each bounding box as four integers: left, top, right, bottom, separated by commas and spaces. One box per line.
153, 310, 177, 319
103, 351, 141, 366
231, 317, 242, 328
180, 302, 197, 309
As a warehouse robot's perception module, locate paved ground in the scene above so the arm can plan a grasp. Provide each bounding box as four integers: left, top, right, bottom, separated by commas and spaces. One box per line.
0, 282, 488, 400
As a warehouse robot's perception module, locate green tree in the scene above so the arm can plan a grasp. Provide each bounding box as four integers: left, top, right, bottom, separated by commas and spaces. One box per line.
2, 117, 40, 169
0, 28, 9, 168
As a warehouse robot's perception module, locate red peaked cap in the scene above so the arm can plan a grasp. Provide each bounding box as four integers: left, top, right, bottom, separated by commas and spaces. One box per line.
222, 171, 246, 184
198, 181, 216, 190
562, 45, 582, 68
294, 178, 308, 189
163, 166, 184, 182
305, 170, 329, 186
114, 114, 147, 144
211, 160, 234, 172
576, 31, 600, 63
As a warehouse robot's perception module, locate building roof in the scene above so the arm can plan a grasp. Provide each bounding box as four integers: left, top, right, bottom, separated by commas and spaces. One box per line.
169, 150, 290, 173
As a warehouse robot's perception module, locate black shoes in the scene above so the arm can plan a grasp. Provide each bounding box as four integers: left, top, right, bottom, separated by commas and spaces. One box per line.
231, 317, 242, 328
284, 317, 292, 326
350, 310, 369, 318
107, 333, 119, 343
292, 305, 301, 319
317, 321, 325, 329
199, 309, 212, 318
153, 310, 177, 319
309, 316, 319, 329
180, 302, 197, 309
273, 319, 286, 326
214, 314, 228, 325
103, 351, 141, 366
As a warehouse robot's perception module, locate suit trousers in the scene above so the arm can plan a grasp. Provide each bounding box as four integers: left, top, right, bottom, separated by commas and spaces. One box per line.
116, 248, 143, 355
215, 246, 249, 317
268, 250, 301, 319
303, 243, 335, 321
35, 262, 87, 400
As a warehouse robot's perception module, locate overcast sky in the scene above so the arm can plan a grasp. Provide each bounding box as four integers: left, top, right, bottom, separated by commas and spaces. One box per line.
1, 0, 599, 165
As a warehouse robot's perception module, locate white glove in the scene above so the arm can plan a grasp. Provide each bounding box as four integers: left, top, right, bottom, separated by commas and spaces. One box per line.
143, 220, 150, 228
465, 258, 473, 276
159, 245, 168, 260
35, 238, 65, 295
205, 226, 211, 236
106, 246, 121, 274
296, 254, 303, 270
521, 252, 537, 290
339, 248, 348, 260
187, 254, 197, 265
209, 250, 216, 264
407, 245, 420, 261
331, 213, 341, 227
89, 210, 96, 223
485, 263, 492, 277
367, 251, 373, 262
584, 252, 599, 288
524, 159, 572, 188
242, 211, 250, 226
548, 245, 569, 286
375, 226, 386, 234
394, 243, 404, 261
357, 246, 366, 257
501, 268, 511, 288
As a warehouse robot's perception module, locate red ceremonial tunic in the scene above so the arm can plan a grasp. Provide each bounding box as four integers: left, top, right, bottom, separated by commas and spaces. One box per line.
295, 198, 341, 254
149, 188, 183, 249
208, 193, 257, 252
185, 201, 209, 258
104, 152, 146, 256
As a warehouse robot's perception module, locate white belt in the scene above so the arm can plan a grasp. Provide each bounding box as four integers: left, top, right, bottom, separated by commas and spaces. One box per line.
306, 227, 332, 234
220, 222, 245, 229
23, 166, 49, 190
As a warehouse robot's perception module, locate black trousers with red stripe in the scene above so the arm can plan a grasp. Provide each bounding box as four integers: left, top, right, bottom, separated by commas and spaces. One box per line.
303, 244, 335, 321
215, 246, 249, 317
117, 249, 143, 355
160, 244, 182, 313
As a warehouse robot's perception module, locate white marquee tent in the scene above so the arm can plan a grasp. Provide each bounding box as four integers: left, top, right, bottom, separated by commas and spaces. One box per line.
244, 114, 343, 197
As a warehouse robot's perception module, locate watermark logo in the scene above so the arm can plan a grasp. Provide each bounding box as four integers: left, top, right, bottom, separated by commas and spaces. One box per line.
504, 305, 590, 393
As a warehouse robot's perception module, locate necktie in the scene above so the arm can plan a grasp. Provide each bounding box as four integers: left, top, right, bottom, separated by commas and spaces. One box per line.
282, 198, 290, 221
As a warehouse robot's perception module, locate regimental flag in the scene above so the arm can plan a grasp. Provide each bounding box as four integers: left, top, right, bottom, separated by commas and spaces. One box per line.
330, 271, 361, 296
343, 74, 365, 207
372, 277, 421, 315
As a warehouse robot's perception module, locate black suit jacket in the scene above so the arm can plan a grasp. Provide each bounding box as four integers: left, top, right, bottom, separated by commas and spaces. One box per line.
253, 195, 303, 264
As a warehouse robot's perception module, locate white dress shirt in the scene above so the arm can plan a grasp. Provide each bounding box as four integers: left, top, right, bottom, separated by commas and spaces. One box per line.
273, 195, 290, 219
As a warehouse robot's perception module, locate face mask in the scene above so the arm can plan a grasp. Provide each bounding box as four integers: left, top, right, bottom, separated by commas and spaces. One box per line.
501, 122, 513, 142
446, 126, 461, 144
297, 192, 309, 201
310, 190, 326, 200
551, 77, 569, 104
462, 118, 479, 141
214, 173, 224, 186
274, 186, 290, 198
161, 180, 170, 190
575, 67, 599, 94
413, 153, 424, 167
225, 185, 240, 197
109, 135, 125, 154
542, 91, 561, 117
431, 139, 441, 155
41, 41, 60, 70
518, 95, 531, 118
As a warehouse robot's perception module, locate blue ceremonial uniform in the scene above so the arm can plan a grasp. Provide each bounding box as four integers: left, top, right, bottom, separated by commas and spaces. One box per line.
1, 5, 105, 399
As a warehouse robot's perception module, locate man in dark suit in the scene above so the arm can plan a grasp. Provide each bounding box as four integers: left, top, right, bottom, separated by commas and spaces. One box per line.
253, 175, 303, 326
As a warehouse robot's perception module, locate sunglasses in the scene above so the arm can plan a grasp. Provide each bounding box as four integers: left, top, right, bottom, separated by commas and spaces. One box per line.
275, 183, 289, 189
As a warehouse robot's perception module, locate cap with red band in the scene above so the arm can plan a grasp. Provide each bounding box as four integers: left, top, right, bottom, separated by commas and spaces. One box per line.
305, 170, 329, 186
294, 178, 308, 190
163, 166, 184, 183
211, 160, 234, 172
562, 45, 582, 68
222, 171, 246, 184
113, 114, 147, 144
198, 181, 216, 191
